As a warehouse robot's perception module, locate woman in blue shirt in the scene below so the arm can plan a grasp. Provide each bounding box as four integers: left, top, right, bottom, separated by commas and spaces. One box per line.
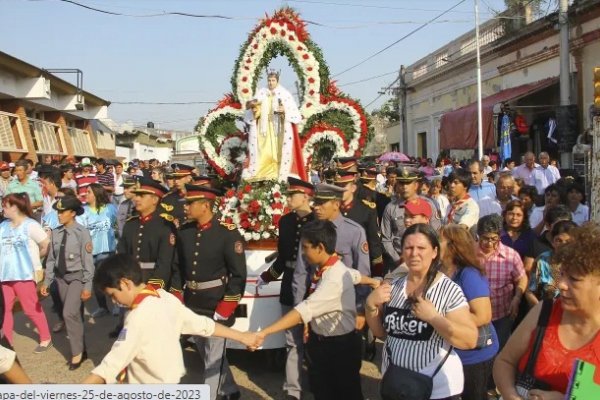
440, 224, 499, 400
0, 193, 52, 352
78, 184, 117, 318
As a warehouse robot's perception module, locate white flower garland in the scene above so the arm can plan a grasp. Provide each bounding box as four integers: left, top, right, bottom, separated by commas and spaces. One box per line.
321, 100, 363, 154
220, 136, 247, 164
302, 130, 352, 161
197, 106, 244, 174
235, 23, 322, 118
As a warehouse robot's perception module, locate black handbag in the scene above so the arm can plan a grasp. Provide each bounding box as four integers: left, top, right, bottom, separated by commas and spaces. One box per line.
381, 346, 453, 400
514, 299, 553, 397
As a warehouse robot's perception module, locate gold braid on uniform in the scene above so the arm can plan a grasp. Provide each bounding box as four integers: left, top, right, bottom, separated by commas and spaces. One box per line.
160, 202, 174, 212
126, 215, 139, 222
361, 199, 376, 209
220, 221, 237, 230
159, 213, 175, 222
222, 294, 241, 302
266, 265, 281, 279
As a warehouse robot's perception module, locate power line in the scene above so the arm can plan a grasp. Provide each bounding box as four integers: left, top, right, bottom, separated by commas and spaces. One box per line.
338, 70, 397, 87
363, 76, 400, 110
112, 101, 216, 105
287, 0, 492, 15
332, 0, 468, 78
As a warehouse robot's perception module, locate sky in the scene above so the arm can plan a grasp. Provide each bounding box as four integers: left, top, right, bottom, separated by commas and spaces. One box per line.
0, 0, 514, 132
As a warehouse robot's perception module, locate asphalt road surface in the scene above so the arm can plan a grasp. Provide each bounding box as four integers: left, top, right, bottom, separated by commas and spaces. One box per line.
12, 297, 383, 399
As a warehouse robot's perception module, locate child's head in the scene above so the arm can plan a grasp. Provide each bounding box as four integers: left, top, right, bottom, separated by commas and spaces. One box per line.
94, 254, 144, 307
300, 220, 337, 265
551, 220, 577, 250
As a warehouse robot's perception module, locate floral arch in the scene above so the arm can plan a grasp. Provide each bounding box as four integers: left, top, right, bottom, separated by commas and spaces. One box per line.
197, 7, 372, 178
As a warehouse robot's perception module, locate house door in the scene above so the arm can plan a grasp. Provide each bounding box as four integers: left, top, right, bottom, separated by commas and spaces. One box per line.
417, 132, 427, 158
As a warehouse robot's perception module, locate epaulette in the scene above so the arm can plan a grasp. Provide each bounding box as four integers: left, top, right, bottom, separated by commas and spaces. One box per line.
160, 202, 174, 212
220, 221, 237, 231
159, 213, 175, 222
362, 199, 376, 209
126, 215, 139, 222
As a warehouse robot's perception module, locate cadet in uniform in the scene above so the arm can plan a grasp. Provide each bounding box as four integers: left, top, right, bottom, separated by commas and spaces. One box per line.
334, 171, 384, 278
292, 184, 371, 327
40, 195, 94, 369
380, 167, 441, 272
175, 185, 246, 400
358, 165, 390, 223
118, 178, 179, 294
161, 163, 194, 227
257, 177, 315, 400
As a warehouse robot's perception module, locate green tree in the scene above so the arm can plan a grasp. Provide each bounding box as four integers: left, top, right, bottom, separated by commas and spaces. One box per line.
371, 97, 399, 123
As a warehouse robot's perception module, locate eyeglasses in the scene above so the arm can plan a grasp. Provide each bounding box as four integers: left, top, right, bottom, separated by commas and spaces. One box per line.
479, 235, 500, 243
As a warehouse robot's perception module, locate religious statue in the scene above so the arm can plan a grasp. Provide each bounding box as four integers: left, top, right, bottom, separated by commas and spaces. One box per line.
242, 70, 306, 182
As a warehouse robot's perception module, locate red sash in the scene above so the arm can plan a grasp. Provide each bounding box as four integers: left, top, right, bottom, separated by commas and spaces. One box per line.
447, 194, 471, 224
309, 255, 338, 294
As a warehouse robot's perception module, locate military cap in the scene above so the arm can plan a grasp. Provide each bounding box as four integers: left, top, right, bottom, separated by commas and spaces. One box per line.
132, 178, 168, 197
336, 157, 358, 171
313, 183, 346, 203
404, 198, 432, 219
285, 177, 314, 196
333, 171, 357, 186
53, 195, 84, 216
170, 163, 194, 177
121, 176, 138, 187
360, 166, 378, 181
192, 175, 212, 187
396, 167, 422, 182
184, 185, 222, 202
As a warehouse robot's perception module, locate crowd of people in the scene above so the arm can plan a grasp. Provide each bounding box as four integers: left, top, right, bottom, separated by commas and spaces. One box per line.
0, 150, 597, 400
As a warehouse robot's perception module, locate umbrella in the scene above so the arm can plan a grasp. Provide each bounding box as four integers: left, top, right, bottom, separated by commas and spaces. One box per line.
378, 151, 410, 163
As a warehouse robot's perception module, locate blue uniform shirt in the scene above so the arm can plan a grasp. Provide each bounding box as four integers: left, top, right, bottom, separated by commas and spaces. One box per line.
78, 204, 117, 255
0, 218, 46, 281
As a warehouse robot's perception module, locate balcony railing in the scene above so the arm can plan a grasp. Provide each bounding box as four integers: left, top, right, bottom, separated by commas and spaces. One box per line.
67, 127, 95, 156
28, 118, 66, 155
0, 111, 27, 152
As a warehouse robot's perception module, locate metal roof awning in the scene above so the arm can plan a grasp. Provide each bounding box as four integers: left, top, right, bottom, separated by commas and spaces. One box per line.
439, 77, 558, 150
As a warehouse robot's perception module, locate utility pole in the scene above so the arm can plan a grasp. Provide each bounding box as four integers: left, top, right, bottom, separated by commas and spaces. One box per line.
559, 0, 572, 168
474, 0, 483, 160
399, 65, 408, 154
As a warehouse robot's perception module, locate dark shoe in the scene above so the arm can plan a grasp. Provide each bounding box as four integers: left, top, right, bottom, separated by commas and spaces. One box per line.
69, 351, 88, 370
217, 392, 240, 400
33, 342, 53, 353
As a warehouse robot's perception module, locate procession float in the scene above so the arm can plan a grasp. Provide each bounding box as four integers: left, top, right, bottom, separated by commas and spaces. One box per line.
195, 7, 372, 354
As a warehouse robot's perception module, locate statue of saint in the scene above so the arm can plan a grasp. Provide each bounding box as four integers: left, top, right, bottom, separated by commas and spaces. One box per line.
242, 71, 306, 182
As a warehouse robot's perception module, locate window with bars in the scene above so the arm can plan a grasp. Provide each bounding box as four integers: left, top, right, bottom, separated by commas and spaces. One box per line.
67, 127, 95, 156
28, 118, 66, 155
0, 112, 27, 152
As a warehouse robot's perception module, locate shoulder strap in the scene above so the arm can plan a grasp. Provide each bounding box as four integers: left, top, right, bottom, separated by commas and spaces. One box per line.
432, 346, 453, 377
524, 299, 553, 376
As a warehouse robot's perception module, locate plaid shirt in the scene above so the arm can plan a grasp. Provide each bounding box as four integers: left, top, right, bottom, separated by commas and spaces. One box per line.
479, 242, 525, 320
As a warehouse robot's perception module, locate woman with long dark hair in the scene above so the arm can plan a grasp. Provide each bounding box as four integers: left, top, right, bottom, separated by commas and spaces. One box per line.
0, 193, 52, 352
439, 224, 499, 400
79, 184, 117, 318
366, 223, 477, 399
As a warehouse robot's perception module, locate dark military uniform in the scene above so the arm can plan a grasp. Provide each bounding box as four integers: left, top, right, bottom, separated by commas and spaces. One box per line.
262, 211, 315, 305
341, 199, 384, 277
176, 214, 246, 400
177, 216, 246, 321
160, 190, 186, 227
356, 184, 390, 223
117, 210, 179, 291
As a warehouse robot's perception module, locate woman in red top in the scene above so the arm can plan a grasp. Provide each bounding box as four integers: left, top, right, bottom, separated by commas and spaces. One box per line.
493, 223, 600, 400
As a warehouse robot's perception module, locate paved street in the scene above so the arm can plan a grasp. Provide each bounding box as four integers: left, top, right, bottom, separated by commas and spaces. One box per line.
12, 297, 382, 399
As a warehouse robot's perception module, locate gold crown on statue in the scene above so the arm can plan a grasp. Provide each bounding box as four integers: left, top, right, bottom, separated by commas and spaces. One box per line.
266, 68, 281, 79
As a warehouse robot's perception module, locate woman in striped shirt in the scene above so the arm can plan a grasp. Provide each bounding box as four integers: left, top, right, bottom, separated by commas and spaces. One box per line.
366, 224, 478, 400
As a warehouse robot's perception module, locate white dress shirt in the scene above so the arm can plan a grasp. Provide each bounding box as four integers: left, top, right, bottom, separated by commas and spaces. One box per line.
533, 165, 561, 195
512, 163, 540, 186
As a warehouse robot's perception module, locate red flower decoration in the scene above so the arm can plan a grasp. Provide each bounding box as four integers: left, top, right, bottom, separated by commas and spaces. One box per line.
307, 67, 313, 71
270, 27, 277, 34
242, 77, 248, 82
273, 214, 282, 227
302, 54, 309, 60
288, 35, 295, 41
242, 88, 249, 93
244, 185, 252, 194
253, 44, 258, 49
225, 189, 235, 198
273, 192, 281, 199
297, 46, 303, 51
280, 29, 286, 36
308, 77, 315, 84
244, 66, 249, 70
306, 102, 312, 108
309, 90, 315, 95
